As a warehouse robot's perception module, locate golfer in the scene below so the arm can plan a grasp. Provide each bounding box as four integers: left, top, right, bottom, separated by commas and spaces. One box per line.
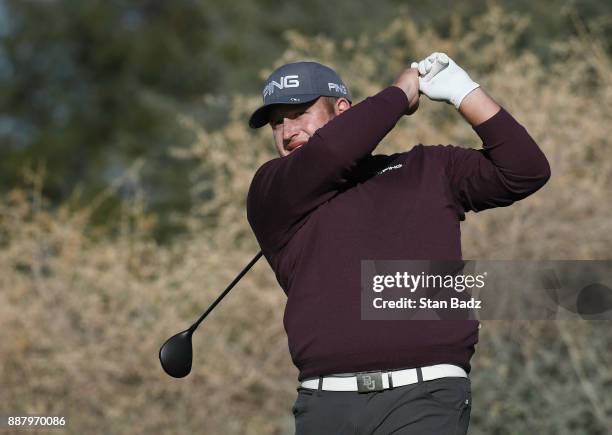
246, 53, 550, 434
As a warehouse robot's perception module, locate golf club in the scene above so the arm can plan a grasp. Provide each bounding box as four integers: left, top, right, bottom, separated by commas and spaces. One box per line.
159, 250, 263, 378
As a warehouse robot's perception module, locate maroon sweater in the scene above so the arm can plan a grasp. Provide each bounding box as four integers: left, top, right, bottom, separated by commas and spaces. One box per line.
247, 86, 550, 381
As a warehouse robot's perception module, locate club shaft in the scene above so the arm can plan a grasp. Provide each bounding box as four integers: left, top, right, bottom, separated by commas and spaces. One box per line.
190, 251, 263, 331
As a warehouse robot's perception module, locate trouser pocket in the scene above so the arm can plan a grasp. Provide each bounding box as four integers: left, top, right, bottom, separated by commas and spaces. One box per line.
292, 387, 316, 417
421, 377, 471, 411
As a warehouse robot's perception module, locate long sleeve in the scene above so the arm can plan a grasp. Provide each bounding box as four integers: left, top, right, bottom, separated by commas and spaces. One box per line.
247, 86, 408, 255
439, 108, 551, 215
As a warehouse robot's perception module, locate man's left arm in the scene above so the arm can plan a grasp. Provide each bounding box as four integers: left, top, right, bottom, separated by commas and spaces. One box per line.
416, 52, 551, 213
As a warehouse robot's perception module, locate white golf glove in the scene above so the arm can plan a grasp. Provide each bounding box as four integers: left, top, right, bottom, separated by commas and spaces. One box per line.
410, 52, 479, 109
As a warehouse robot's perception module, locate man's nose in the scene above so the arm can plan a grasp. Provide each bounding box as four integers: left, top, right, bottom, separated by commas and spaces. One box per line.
282, 117, 299, 140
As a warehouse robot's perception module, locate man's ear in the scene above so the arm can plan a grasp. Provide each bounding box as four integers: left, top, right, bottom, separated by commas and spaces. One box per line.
335, 97, 351, 115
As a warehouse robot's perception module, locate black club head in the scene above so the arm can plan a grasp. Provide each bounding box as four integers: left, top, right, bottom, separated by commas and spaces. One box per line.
159, 329, 193, 378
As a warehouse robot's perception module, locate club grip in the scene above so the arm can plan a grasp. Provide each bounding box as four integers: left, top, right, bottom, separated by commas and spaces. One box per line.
423, 54, 449, 82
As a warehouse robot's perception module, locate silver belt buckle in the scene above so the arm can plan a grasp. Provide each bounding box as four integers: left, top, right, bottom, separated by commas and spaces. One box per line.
356, 371, 384, 393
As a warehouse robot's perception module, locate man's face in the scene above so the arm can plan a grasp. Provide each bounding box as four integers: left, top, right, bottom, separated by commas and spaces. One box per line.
269, 97, 346, 157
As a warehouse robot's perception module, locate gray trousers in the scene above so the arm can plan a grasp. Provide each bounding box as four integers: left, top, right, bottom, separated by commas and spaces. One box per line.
292, 372, 471, 435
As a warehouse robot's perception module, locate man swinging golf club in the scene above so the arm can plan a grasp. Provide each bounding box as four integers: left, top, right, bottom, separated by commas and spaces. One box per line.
246, 52, 550, 434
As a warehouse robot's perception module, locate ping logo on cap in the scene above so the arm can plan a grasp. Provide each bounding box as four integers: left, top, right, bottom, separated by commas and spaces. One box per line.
263, 75, 300, 98
328, 82, 348, 94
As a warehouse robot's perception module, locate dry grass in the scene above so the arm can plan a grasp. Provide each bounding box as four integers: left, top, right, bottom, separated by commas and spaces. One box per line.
1, 6, 611, 434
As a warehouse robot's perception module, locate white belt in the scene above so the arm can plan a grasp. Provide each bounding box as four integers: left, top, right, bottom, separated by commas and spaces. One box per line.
300, 364, 467, 392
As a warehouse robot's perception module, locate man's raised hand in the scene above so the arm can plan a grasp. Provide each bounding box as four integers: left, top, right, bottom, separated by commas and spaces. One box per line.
410, 52, 480, 109
393, 67, 420, 116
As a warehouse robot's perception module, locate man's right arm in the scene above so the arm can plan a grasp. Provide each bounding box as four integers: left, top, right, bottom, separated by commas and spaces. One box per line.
247, 86, 410, 255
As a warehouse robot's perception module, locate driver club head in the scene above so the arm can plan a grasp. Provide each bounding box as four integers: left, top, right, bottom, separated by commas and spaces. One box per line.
158, 252, 263, 378
159, 329, 193, 378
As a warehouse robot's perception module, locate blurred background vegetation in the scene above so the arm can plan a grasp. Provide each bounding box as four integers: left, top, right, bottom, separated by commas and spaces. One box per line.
1, 0, 610, 241
1, 1, 611, 434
